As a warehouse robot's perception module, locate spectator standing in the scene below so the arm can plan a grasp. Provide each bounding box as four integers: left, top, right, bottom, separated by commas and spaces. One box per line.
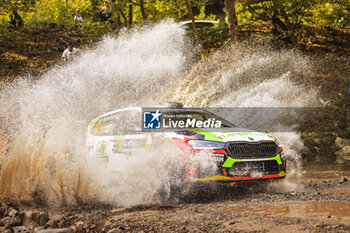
99, 0, 112, 22
8, 9, 23, 29
74, 12, 83, 24
8, 15, 16, 29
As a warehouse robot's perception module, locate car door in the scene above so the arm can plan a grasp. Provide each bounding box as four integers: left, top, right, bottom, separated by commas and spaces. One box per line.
88, 108, 151, 163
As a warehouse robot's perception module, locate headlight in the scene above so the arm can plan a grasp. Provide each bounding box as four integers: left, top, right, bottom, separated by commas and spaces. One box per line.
188, 140, 226, 150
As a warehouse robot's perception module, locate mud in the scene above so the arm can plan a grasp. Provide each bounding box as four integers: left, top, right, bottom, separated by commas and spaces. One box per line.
1, 167, 350, 233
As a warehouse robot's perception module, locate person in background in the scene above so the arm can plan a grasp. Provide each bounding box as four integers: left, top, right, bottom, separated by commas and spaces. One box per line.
99, 0, 112, 22
8, 15, 16, 29
61, 44, 79, 62
8, 9, 23, 29
74, 12, 83, 24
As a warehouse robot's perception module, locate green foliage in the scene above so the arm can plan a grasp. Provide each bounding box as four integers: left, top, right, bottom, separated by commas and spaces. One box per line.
0, 24, 24, 42
0, 0, 36, 12
1, 0, 348, 32
341, 127, 350, 139
199, 23, 229, 48
81, 19, 116, 37
301, 132, 337, 163
236, 0, 274, 26
318, 133, 336, 146
285, 0, 350, 27
236, 0, 350, 28
0, 0, 35, 24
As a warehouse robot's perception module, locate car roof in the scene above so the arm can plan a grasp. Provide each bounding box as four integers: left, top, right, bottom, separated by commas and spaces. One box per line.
178, 20, 219, 26
97, 107, 211, 119
163, 108, 211, 113
98, 107, 142, 118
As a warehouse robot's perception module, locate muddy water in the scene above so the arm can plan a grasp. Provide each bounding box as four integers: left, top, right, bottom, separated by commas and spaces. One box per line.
215, 201, 350, 221
0, 167, 349, 232
300, 165, 350, 179
197, 166, 350, 231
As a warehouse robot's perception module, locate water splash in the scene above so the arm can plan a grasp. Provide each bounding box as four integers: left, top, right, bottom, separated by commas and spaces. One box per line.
0, 21, 188, 206
0, 22, 319, 206
169, 42, 320, 189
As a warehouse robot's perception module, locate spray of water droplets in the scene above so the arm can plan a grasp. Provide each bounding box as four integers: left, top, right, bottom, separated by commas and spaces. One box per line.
0, 21, 319, 206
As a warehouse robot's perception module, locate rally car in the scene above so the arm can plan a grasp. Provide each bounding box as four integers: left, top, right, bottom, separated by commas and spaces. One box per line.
86, 104, 286, 185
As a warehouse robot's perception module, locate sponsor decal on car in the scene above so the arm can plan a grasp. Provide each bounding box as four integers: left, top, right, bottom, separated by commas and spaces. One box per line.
96, 141, 108, 155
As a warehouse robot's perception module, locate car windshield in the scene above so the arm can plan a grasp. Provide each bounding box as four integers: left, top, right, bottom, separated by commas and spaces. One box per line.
162, 110, 235, 128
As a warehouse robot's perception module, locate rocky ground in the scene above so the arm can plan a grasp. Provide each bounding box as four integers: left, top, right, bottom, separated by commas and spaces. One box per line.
1, 170, 350, 233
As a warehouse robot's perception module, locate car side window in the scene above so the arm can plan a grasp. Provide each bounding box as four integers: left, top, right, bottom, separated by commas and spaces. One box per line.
91, 118, 115, 136
91, 110, 141, 136
113, 110, 140, 135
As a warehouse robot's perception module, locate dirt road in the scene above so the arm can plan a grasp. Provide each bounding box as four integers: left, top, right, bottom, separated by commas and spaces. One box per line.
1, 166, 350, 233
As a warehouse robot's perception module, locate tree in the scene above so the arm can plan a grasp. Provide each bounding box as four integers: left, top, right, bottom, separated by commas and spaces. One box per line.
224, 0, 238, 41
272, 0, 299, 48
242, 0, 299, 48
128, 0, 133, 26
139, 0, 147, 21
183, 0, 202, 47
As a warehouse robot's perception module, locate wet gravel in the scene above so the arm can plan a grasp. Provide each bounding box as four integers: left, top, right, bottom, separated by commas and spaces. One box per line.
302, 177, 350, 190
1, 178, 350, 232
245, 190, 350, 203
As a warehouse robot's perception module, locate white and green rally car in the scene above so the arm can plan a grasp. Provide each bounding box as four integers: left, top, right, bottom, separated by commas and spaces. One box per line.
86, 105, 286, 183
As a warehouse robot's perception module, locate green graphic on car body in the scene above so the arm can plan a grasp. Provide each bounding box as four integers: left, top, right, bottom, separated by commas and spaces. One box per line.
96, 141, 108, 155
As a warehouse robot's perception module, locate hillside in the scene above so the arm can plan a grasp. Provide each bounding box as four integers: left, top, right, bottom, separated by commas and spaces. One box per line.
0, 26, 97, 83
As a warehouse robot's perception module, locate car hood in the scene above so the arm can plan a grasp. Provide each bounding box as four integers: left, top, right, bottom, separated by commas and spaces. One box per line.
188, 127, 276, 143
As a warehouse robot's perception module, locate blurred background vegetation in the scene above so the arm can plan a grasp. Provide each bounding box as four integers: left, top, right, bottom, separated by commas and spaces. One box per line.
0, 0, 348, 34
